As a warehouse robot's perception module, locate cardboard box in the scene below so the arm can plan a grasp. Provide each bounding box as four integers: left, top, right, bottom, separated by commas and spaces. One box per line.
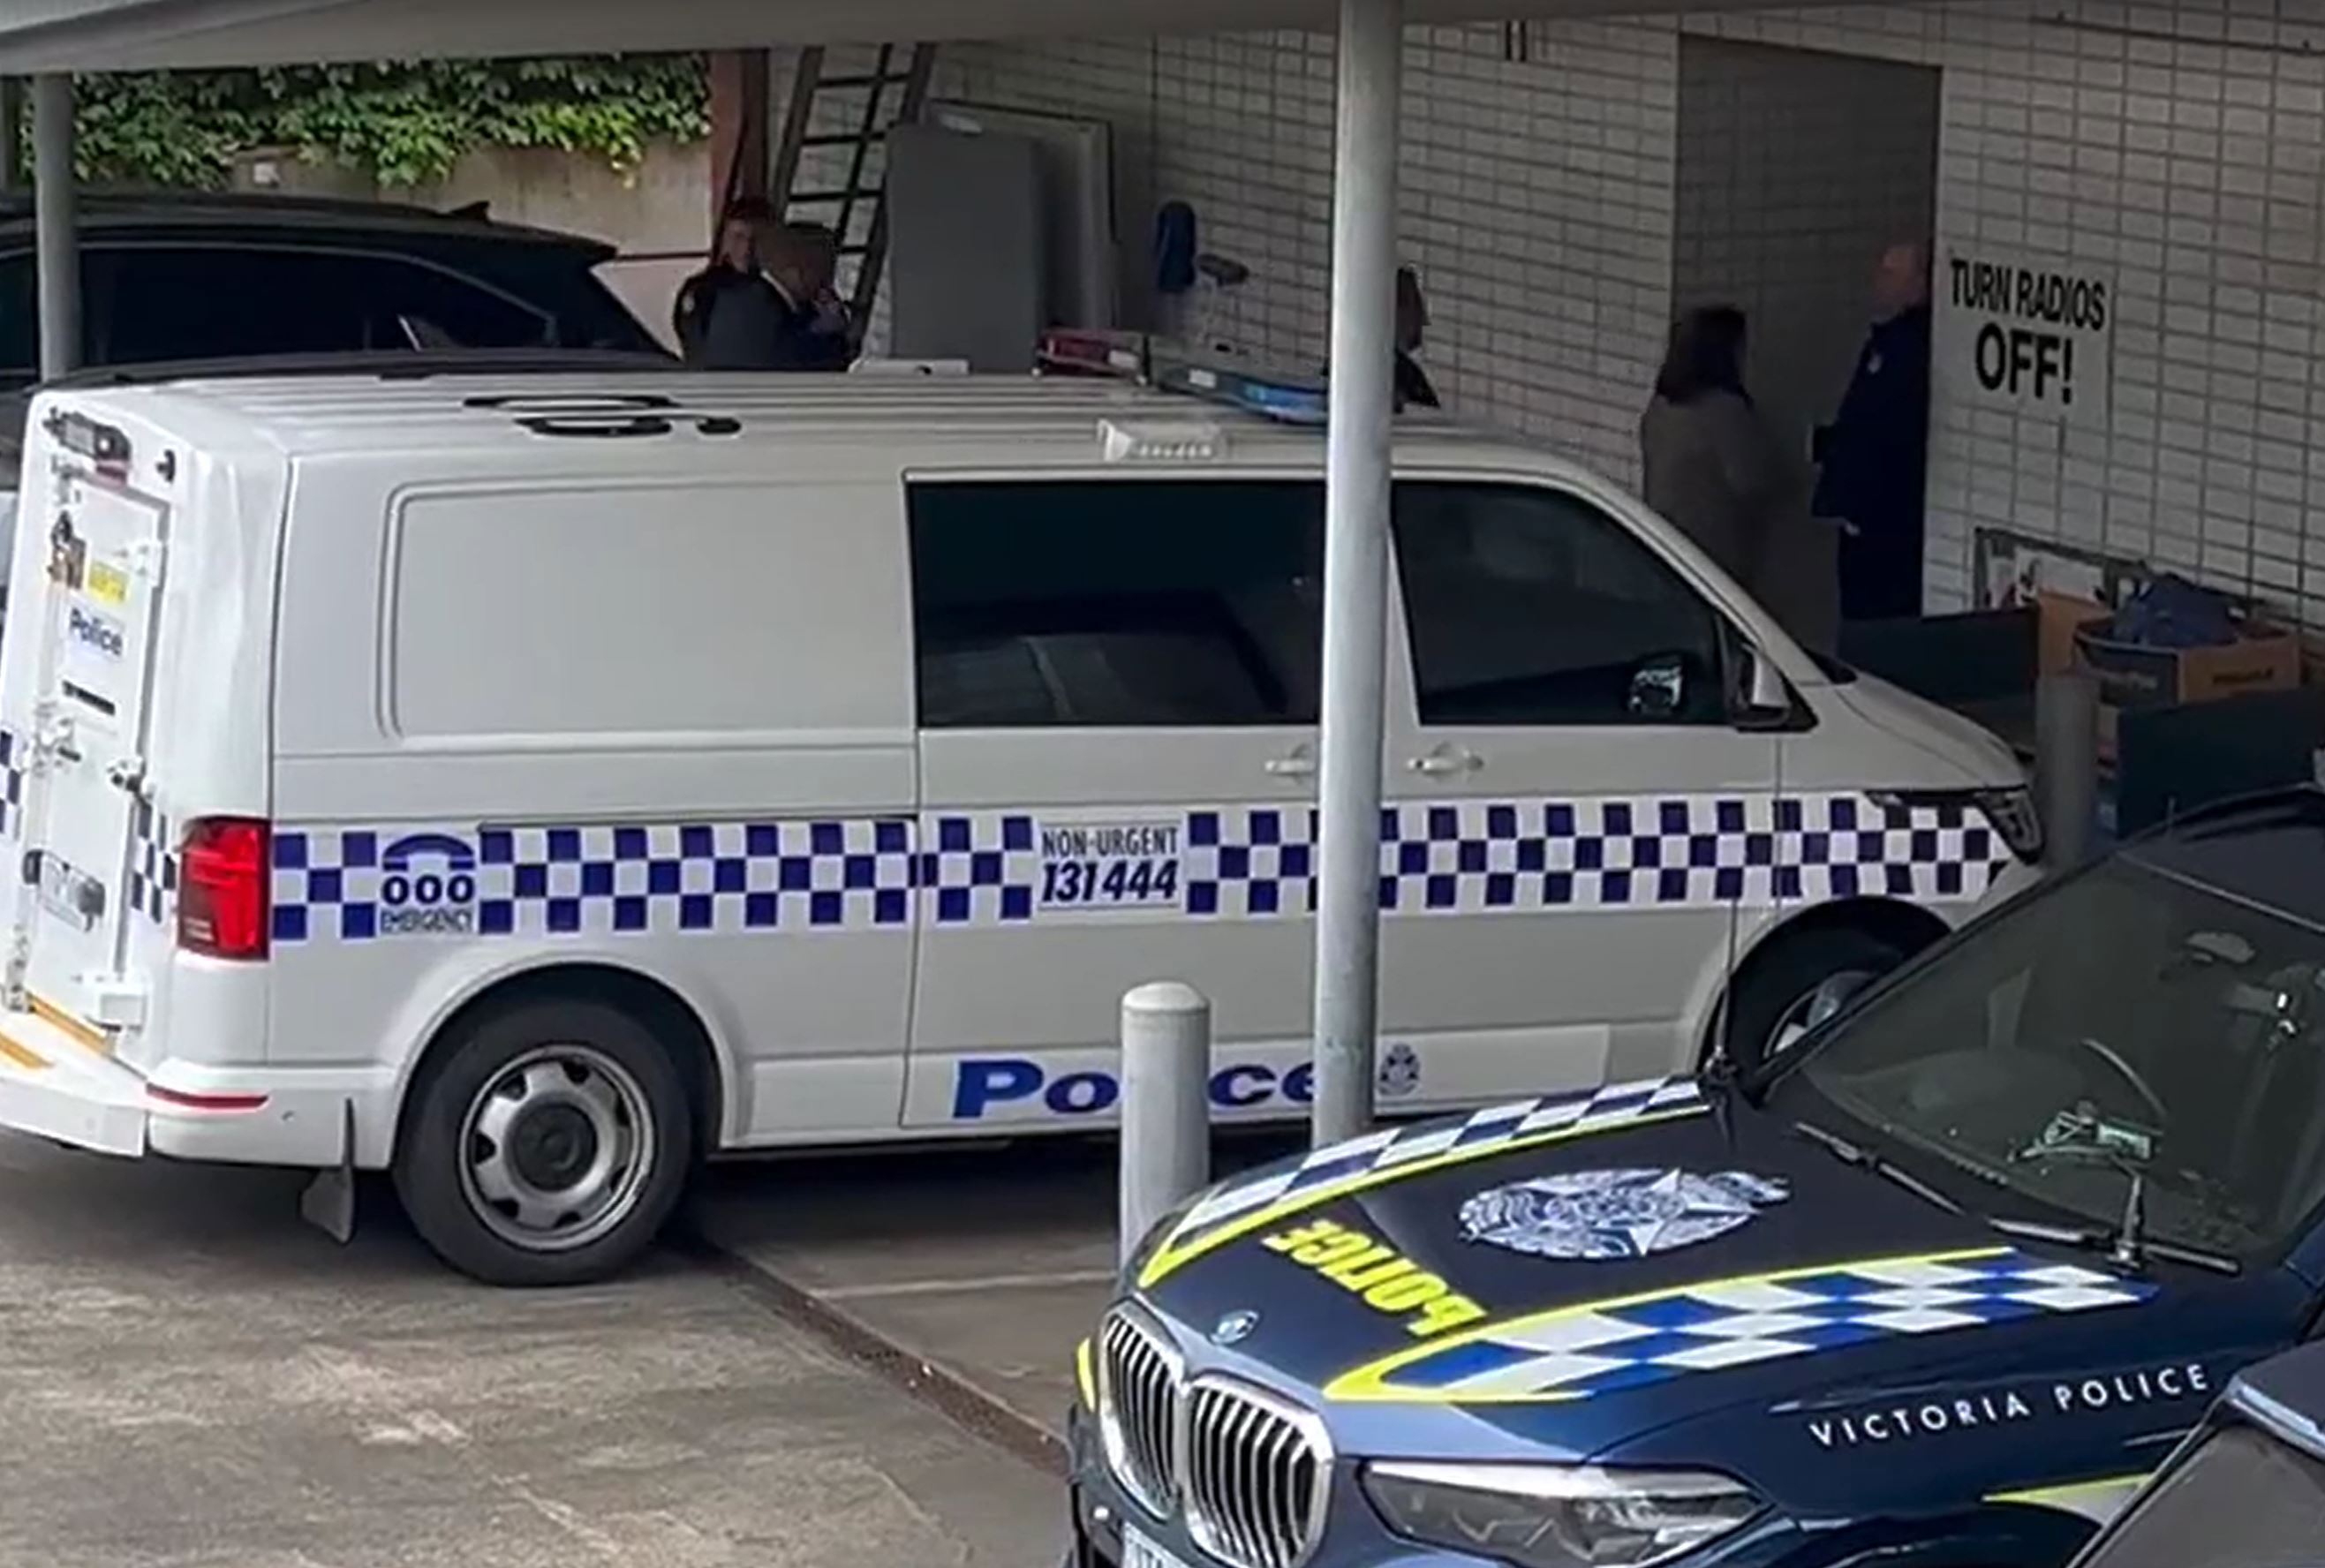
2074, 621, 2301, 710
2074, 615, 2301, 758
2036, 591, 2110, 676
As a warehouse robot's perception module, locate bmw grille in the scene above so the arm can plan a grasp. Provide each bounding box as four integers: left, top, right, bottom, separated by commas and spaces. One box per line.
1098, 1306, 1181, 1518
1096, 1306, 1331, 1568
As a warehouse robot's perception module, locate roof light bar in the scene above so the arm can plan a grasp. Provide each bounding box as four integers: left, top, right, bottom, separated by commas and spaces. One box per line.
1153, 354, 1330, 427
1033, 329, 1334, 427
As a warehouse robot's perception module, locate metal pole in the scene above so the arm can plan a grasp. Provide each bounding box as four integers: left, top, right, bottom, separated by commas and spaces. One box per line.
2035, 668, 2099, 868
33, 74, 77, 381
1310, 0, 1403, 1150
1118, 982, 1212, 1265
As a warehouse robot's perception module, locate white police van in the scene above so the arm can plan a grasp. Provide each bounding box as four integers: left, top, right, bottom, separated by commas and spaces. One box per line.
0, 366, 2039, 1284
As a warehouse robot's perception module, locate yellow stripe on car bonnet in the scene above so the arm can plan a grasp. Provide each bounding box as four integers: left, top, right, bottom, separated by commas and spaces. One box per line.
1325, 1246, 2156, 1405
1138, 1077, 1709, 1290
1076, 1338, 1096, 1410
1986, 1474, 2151, 1524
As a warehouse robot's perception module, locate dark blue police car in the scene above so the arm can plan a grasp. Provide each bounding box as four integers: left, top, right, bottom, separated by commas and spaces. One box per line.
1068, 788, 2325, 1568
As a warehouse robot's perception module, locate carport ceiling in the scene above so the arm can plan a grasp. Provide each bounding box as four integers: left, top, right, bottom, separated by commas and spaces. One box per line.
0, 0, 1790, 72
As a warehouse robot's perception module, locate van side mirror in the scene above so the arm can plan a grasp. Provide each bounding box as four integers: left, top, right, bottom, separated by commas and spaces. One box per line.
1737, 642, 1791, 717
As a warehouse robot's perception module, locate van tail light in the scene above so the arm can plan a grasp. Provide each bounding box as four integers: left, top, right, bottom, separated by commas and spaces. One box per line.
177, 817, 270, 961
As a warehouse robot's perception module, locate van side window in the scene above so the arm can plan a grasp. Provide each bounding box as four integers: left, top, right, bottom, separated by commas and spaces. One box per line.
1394, 481, 1726, 727
909, 479, 1323, 728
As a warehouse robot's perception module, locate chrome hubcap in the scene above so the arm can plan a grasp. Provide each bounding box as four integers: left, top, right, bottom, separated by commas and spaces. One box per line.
459, 1045, 655, 1253
1767, 969, 1879, 1059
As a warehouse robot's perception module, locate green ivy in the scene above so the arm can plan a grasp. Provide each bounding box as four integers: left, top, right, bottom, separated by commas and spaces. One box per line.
61, 55, 709, 189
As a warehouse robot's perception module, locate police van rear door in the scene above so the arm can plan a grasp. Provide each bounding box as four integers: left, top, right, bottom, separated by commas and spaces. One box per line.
17, 408, 172, 1036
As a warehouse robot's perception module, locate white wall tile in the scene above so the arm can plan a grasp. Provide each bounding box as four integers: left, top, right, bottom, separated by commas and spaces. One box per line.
928, 0, 2324, 622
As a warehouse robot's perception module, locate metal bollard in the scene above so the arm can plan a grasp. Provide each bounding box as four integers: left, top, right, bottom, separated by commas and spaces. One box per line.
2035, 668, 2100, 869
1119, 982, 1212, 1266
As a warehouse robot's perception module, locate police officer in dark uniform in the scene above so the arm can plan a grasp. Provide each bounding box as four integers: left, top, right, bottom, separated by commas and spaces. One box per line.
1813, 242, 1934, 622
674, 199, 781, 367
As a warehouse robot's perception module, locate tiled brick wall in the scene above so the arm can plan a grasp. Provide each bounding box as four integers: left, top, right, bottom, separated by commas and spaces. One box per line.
802, 0, 2325, 625
940, 24, 1680, 481
1673, 37, 1941, 474
1695, 0, 2325, 621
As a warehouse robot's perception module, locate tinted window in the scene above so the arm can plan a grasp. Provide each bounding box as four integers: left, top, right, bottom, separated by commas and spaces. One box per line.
1394, 481, 1726, 726
910, 480, 1323, 728
0, 254, 31, 376
92, 246, 553, 365
1785, 857, 2325, 1261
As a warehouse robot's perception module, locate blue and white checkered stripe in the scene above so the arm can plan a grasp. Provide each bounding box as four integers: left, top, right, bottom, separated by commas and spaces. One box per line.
0, 727, 22, 842
128, 798, 177, 925
268, 791, 2001, 944
272, 819, 913, 944
925, 793, 1999, 925
1362, 1252, 2155, 1402
921, 814, 1037, 925
1174, 1078, 1710, 1240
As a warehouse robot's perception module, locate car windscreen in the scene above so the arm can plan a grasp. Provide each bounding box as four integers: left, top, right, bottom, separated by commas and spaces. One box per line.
2077, 1423, 2325, 1568
1769, 856, 2325, 1262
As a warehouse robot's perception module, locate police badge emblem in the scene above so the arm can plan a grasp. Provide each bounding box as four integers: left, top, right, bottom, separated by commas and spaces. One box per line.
1378, 1043, 1422, 1100
1460, 1168, 1791, 1261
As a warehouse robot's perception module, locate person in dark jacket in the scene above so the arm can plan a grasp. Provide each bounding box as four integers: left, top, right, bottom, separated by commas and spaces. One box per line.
1813, 243, 1934, 622
673, 199, 779, 366
763, 221, 857, 372
1394, 266, 1441, 411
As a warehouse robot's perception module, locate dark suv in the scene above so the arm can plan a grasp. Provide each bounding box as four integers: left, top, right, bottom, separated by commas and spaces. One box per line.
0, 192, 676, 592
0, 189, 668, 379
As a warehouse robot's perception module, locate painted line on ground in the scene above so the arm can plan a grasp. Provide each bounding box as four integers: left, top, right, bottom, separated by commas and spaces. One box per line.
819, 1266, 1118, 1302
675, 1215, 1070, 1479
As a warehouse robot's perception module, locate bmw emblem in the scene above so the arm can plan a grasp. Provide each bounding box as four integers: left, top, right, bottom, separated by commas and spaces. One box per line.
1212, 1309, 1261, 1347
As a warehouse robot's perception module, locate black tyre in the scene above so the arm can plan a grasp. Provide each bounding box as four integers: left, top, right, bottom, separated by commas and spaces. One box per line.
1722, 925, 1914, 1077
395, 998, 693, 1286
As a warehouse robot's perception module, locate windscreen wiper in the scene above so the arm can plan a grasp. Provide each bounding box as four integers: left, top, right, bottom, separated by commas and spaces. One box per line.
1792, 1120, 1963, 1216
1985, 1214, 2240, 1276
1990, 1150, 2242, 1277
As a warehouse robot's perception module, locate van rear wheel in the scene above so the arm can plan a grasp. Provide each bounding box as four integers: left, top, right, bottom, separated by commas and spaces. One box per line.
396, 999, 692, 1286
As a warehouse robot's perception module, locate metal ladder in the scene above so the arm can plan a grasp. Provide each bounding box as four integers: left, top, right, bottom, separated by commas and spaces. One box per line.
771, 43, 939, 326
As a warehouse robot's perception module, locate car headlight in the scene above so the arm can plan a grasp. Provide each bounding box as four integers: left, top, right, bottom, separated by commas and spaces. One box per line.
1973, 785, 2044, 863
1363, 1461, 1761, 1568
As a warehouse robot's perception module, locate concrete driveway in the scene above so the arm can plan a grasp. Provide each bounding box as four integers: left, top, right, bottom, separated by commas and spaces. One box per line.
0, 1134, 1061, 1568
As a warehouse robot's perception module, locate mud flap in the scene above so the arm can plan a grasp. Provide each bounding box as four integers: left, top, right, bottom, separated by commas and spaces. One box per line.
298, 1098, 357, 1245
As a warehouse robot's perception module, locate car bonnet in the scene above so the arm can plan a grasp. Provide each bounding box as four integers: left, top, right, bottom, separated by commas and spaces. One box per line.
1129, 1080, 2283, 1485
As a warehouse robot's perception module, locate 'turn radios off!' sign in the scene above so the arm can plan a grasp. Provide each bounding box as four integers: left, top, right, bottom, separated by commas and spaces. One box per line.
1942, 249, 2111, 415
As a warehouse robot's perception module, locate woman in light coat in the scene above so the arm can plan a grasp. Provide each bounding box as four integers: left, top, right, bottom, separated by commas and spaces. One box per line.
1639, 305, 1788, 592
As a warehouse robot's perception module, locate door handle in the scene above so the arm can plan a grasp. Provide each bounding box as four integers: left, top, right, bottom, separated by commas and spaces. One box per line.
1264, 752, 1317, 780
1408, 747, 1482, 778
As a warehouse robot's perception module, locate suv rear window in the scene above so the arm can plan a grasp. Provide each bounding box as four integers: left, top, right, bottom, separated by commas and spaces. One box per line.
93, 246, 555, 362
